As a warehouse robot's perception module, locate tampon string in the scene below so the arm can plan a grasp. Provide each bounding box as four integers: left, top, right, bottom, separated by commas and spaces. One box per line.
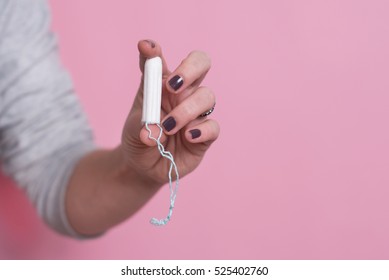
142, 56, 180, 226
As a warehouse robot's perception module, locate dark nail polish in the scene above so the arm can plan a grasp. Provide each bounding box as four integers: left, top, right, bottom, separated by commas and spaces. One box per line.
144, 39, 155, 48
168, 75, 184, 91
163, 116, 176, 132
189, 129, 201, 139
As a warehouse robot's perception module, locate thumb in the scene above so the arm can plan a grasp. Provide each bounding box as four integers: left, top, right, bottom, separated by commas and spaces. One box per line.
137, 39, 169, 75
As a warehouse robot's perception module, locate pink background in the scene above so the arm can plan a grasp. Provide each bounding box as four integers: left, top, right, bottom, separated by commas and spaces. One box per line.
1, 0, 389, 259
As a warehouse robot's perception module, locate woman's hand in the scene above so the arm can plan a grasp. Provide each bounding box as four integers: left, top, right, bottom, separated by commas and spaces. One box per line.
121, 40, 220, 185
66, 39, 219, 235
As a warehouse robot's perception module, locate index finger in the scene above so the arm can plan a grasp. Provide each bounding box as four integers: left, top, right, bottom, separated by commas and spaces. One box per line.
166, 50, 211, 94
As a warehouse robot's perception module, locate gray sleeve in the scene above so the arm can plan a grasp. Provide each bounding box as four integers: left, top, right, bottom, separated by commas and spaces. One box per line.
0, 0, 95, 237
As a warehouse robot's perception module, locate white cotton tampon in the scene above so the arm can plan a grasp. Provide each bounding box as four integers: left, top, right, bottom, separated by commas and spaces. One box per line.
141, 56, 180, 227
142, 56, 162, 124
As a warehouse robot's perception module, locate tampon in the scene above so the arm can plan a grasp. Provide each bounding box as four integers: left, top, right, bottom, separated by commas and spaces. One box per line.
142, 56, 162, 124
142, 56, 180, 226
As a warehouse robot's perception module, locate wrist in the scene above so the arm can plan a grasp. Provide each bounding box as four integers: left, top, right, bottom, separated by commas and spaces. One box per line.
66, 146, 162, 235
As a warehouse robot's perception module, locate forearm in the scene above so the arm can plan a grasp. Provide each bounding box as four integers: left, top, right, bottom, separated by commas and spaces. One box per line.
65, 145, 161, 236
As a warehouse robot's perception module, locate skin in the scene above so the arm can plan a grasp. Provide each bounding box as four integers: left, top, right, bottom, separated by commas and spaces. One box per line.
65, 40, 220, 235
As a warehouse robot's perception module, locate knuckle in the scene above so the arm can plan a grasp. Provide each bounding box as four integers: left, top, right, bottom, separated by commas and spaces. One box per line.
214, 121, 220, 135
210, 121, 220, 139
189, 50, 204, 57
199, 51, 212, 68
199, 86, 216, 105
181, 101, 196, 117
189, 50, 212, 69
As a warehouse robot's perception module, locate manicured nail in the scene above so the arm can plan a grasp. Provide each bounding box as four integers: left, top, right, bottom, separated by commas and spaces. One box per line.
189, 129, 201, 139
144, 39, 155, 48
168, 75, 184, 91
162, 116, 176, 132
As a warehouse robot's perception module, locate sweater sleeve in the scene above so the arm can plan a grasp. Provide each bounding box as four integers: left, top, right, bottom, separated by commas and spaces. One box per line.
0, 0, 95, 237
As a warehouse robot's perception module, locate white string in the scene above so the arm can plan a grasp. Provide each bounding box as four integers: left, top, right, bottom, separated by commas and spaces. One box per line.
145, 123, 180, 226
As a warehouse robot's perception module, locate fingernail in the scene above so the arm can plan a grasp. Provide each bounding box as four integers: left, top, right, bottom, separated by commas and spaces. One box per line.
144, 39, 155, 48
189, 129, 201, 139
162, 116, 176, 132
168, 75, 184, 91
